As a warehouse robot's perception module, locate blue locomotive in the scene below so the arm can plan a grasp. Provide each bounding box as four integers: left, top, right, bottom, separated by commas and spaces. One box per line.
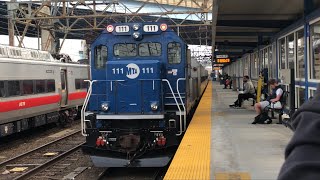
81, 22, 208, 167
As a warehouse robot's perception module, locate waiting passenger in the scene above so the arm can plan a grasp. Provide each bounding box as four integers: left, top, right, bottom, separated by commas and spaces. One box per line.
229, 76, 255, 108
252, 79, 283, 123
278, 85, 320, 180
224, 76, 232, 89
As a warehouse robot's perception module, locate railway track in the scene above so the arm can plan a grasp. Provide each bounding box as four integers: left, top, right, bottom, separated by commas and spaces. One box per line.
0, 130, 85, 180
98, 167, 167, 180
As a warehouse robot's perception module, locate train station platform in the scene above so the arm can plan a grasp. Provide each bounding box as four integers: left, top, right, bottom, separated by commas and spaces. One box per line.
164, 81, 293, 180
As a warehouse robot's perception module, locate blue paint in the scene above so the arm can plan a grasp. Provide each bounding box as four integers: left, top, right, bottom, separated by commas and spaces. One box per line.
88, 22, 186, 115
304, 22, 309, 99
275, 41, 279, 82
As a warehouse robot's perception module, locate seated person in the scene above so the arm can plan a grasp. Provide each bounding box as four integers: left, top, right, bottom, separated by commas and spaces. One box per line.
229, 75, 255, 108
253, 79, 284, 122
224, 76, 232, 89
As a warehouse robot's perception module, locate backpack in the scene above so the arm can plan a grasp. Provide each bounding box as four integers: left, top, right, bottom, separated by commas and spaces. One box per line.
254, 112, 272, 124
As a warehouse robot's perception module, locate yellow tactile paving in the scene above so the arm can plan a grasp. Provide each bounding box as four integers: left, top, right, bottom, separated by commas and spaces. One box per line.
215, 172, 251, 180
164, 81, 212, 180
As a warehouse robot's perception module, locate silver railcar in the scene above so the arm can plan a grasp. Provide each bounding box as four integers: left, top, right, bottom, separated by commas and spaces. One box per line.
0, 45, 88, 136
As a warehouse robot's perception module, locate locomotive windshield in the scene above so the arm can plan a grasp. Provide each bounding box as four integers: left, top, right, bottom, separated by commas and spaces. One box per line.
113, 42, 162, 57
114, 43, 137, 57
138, 43, 161, 56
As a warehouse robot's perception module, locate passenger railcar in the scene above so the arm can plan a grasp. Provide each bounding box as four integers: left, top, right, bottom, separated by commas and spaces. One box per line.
0, 45, 88, 137
81, 23, 208, 167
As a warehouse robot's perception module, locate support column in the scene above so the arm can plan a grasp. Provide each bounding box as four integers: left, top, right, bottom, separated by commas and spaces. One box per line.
40, 3, 55, 53
303, 0, 314, 99
211, 0, 219, 70
7, 0, 17, 46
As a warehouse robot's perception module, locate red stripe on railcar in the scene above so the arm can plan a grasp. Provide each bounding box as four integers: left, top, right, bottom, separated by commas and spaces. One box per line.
0, 95, 61, 113
68, 91, 87, 101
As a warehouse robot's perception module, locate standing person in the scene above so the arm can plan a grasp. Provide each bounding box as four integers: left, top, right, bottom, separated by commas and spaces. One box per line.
223, 73, 229, 89
228, 76, 232, 89
218, 73, 223, 84
229, 76, 255, 108
278, 85, 320, 180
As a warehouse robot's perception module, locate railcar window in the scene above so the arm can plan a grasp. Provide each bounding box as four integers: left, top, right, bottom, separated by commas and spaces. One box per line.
251, 53, 258, 78
168, 42, 181, 64
81, 80, 88, 89
297, 30, 305, 79
287, 34, 295, 69
8, 81, 20, 96
75, 79, 81, 89
310, 89, 316, 98
139, 43, 161, 56
0, 81, 5, 97
36, 80, 46, 93
47, 80, 55, 92
264, 48, 268, 69
310, 21, 320, 79
95, 45, 107, 69
22, 80, 34, 95
114, 44, 137, 57
280, 38, 286, 69
268, 46, 273, 78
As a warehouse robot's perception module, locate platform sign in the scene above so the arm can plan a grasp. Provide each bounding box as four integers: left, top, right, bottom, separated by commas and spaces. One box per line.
216, 55, 228, 59
216, 58, 230, 64
213, 64, 224, 67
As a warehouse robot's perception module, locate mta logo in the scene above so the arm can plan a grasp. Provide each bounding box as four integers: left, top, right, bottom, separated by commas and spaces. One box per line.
126, 63, 140, 79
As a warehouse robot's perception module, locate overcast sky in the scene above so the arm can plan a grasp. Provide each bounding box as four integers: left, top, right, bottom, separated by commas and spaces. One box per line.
0, 35, 211, 62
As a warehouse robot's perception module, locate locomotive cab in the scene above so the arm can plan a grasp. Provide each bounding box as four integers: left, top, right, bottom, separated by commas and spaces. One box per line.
81, 23, 207, 167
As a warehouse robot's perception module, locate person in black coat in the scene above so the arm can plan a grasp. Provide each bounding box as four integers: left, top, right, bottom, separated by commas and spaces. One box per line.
278, 85, 320, 180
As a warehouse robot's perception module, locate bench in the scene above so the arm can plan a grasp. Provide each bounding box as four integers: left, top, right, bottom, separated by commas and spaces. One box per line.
245, 88, 257, 106
266, 91, 289, 124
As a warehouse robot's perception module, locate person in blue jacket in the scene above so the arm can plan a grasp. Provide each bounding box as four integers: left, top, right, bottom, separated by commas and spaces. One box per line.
278, 85, 320, 180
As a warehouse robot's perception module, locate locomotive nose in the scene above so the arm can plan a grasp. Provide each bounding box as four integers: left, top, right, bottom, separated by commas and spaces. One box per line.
105, 60, 162, 114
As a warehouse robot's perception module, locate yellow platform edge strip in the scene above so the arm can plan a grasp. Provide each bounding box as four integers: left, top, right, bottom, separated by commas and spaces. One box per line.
215, 172, 251, 180
164, 81, 212, 180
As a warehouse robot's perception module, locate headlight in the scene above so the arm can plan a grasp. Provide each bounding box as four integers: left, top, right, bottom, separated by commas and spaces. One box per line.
101, 103, 109, 111
151, 103, 158, 111
133, 24, 140, 31
132, 32, 140, 39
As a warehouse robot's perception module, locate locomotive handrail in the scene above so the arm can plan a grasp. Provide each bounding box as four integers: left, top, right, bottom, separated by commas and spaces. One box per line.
176, 78, 186, 131
162, 79, 183, 136
81, 80, 97, 136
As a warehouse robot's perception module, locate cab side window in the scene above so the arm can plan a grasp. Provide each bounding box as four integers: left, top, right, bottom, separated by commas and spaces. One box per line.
95, 45, 107, 69
168, 42, 181, 64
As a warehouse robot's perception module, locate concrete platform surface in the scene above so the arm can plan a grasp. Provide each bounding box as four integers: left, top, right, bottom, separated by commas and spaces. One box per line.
211, 81, 293, 179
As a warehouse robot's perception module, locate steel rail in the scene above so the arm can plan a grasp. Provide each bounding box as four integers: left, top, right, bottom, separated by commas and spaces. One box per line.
0, 130, 81, 167
13, 142, 85, 180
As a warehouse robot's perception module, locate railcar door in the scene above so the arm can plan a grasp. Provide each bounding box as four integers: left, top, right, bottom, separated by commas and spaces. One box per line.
60, 69, 68, 106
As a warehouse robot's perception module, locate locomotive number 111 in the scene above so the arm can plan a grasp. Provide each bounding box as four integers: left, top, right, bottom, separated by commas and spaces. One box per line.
142, 67, 154, 74
112, 67, 154, 74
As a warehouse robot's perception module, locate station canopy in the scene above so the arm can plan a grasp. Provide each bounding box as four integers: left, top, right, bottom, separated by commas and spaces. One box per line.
1, 0, 320, 58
